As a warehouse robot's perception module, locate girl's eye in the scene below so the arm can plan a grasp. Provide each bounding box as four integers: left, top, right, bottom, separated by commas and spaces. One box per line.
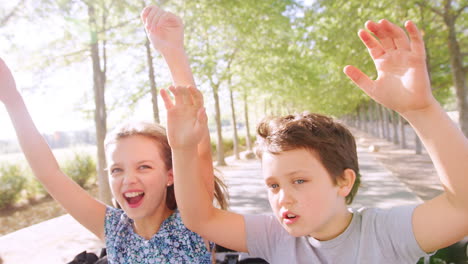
110, 168, 122, 175
294, 179, 305, 184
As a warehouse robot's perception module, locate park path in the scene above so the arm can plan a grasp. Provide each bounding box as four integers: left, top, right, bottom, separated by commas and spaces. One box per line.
0, 130, 426, 264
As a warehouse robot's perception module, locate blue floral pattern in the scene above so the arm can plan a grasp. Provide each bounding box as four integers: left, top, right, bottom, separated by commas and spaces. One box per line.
105, 206, 212, 263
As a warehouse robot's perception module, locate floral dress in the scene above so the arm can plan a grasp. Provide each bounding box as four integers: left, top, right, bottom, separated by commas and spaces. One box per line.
105, 207, 212, 263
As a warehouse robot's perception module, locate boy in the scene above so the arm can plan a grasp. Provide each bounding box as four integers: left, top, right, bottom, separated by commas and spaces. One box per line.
162, 19, 468, 263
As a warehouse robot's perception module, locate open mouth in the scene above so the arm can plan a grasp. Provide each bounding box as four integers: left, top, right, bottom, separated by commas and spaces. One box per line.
285, 213, 297, 220
124, 191, 145, 206
282, 211, 299, 224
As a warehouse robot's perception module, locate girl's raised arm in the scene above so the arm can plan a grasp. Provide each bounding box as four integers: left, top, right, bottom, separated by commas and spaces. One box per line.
141, 5, 214, 201
162, 85, 248, 252
0, 59, 106, 240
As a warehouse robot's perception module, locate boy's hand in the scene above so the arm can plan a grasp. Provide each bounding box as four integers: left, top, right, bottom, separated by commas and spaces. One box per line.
161, 85, 208, 150
0, 58, 21, 106
141, 5, 184, 54
344, 20, 437, 116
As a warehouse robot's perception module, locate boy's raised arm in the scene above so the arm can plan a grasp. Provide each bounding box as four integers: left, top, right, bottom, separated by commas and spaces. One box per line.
0, 59, 106, 240
141, 6, 214, 199
344, 19, 468, 253
161, 85, 248, 252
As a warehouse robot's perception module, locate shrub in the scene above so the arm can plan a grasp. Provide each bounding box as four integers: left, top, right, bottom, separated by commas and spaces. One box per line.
24, 169, 49, 201
211, 135, 257, 158
0, 163, 27, 209
61, 152, 96, 188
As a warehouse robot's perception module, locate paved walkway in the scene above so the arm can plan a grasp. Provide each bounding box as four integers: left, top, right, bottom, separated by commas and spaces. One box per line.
0, 140, 422, 264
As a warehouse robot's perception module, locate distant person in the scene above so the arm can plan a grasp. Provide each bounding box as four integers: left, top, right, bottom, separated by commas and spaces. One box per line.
163, 19, 468, 263
0, 5, 227, 263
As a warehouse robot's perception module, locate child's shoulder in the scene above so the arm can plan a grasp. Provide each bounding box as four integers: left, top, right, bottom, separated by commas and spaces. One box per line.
353, 204, 419, 236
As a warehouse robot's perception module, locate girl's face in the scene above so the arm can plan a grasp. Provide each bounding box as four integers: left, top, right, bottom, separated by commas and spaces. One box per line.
106, 135, 173, 220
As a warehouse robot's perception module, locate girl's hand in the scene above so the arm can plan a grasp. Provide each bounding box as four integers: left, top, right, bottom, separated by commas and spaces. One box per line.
141, 5, 184, 54
344, 20, 437, 116
161, 85, 208, 150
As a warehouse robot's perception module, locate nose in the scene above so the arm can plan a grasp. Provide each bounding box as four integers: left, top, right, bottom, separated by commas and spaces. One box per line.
122, 171, 138, 185
278, 188, 294, 206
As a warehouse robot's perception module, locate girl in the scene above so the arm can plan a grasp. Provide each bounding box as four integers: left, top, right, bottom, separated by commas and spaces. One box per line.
0, 5, 226, 263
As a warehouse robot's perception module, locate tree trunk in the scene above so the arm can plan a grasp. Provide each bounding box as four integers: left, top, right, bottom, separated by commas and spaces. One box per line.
415, 129, 422, 155
144, 38, 160, 123
376, 104, 384, 138
421, 0, 468, 136
244, 92, 252, 151
443, 3, 468, 136
399, 114, 407, 149
391, 111, 399, 145
229, 84, 239, 160
88, 4, 111, 205
360, 104, 367, 133
356, 106, 361, 130
212, 82, 226, 166
367, 102, 374, 135
384, 107, 391, 141
378, 104, 385, 139
370, 101, 378, 136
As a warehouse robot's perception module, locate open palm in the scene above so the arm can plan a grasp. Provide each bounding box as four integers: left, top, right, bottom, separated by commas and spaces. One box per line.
344, 20, 435, 115
161, 86, 207, 150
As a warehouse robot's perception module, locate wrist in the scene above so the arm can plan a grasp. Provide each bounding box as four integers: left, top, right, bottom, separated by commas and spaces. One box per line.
172, 145, 199, 155
159, 45, 186, 58
401, 101, 442, 124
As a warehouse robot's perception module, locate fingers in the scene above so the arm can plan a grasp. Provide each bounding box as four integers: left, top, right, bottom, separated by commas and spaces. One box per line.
160, 88, 174, 110
343, 65, 375, 96
365, 19, 411, 52
142, 6, 165, 33
188, 86, 204, 108
165, 85, 204, 108
197, 107, 208, 125
150, 8, 165, 33
405, 20, 426, 57
366, 20, 396, 50
140, 6, 152, 22
381, 19, 410, 51
358, 29, 385, 60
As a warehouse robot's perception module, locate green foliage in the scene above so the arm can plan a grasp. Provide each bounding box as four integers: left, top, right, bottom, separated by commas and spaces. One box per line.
211, 135, 256, 157
0, 163, 27, 209
24, 170, 49, 201
61, 152, 97, 188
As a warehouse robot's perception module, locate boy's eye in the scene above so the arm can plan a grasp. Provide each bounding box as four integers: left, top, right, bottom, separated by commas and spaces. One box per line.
294, 179, 305, 184
138, 165, 151, 170
269, 183, 279, 189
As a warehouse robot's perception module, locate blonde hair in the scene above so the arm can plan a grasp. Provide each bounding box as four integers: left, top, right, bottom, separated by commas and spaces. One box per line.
105, 121, 228, 210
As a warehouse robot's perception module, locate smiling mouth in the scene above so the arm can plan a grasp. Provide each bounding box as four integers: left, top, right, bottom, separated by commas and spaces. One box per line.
124, 192, 145, 205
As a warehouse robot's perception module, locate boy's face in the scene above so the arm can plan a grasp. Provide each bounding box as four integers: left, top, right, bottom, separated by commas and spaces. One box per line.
262, 148, 348, 239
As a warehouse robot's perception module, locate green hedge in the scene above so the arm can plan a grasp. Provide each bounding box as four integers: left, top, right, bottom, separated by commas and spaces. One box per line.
61, 152, 96, 188
0, 151, 97, 209
0, 163, 27, 209
211, 135, 256, 156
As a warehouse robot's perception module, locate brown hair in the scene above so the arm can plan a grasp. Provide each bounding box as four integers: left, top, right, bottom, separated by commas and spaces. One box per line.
105, 121, 228, 210
255, 112, 360, 204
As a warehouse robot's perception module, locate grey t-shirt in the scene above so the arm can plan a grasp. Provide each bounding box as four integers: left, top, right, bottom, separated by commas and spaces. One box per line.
244, 205, 429, 264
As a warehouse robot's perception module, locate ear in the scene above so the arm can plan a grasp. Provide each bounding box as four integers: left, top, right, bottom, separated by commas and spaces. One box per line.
337, 169, 356, 197
166, 168, 174, 186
